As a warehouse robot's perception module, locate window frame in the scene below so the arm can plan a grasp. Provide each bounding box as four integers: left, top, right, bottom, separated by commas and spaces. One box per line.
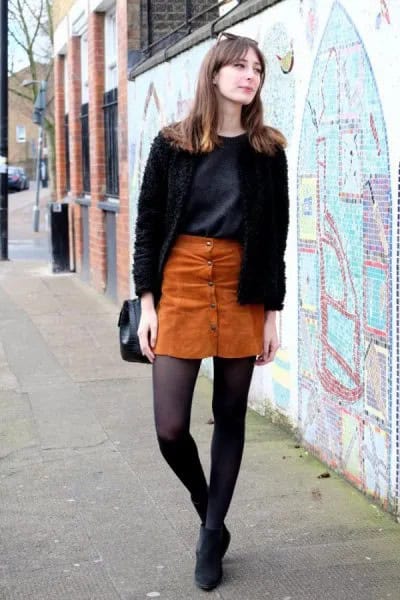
104, 8, 118, 92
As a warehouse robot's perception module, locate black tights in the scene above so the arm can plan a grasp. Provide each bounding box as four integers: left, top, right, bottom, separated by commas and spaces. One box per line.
152, 355, 255, 530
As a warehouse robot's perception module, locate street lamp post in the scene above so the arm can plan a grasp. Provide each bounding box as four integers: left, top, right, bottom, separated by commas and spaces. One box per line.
21, 79, 47, 232
33, 113, 44, 232
0, 0, 8, 260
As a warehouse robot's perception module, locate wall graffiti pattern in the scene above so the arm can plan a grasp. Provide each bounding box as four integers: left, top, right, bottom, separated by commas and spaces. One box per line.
297, 2, 392, 505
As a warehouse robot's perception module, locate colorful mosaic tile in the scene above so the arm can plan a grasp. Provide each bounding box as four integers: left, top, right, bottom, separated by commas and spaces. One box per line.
297, 2, 392, 505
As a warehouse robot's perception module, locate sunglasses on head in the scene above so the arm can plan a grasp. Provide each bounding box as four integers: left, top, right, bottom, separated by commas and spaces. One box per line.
216, 31, 258, 45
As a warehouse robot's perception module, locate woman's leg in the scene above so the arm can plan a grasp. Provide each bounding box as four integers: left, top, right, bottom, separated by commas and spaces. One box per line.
152, 355, 209, 522
205, 356, 255, 530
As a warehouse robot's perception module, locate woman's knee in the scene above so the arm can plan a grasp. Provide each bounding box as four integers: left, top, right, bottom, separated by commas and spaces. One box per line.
155, 421, 188, 443
212, 397, 247, 429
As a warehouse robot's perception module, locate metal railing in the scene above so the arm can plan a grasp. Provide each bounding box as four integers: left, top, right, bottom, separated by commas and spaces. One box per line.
142, 0, 237, 59
103, 88, 119, 198
80, 102, 91, 194
64, 114, 70, 192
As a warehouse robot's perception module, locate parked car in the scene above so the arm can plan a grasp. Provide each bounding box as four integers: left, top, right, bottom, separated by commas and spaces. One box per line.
8, 166, 30, 191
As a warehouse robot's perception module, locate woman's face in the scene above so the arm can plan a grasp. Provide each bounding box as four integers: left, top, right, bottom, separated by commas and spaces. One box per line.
213, 47, 262, 106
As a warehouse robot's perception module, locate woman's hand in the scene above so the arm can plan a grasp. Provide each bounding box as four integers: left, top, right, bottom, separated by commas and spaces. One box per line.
255, 311, 280, 366
138, 293, 158, 363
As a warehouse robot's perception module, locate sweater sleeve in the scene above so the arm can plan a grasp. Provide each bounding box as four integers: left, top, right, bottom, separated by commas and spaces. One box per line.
132, 132, 168, 297
264, 147, 290, 312
274, 147, 289, 260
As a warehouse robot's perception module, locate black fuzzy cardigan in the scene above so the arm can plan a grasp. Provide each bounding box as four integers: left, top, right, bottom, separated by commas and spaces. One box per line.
133, 131, 289, 311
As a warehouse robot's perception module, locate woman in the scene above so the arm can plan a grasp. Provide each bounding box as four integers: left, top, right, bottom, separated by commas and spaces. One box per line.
133, 31, 289, 591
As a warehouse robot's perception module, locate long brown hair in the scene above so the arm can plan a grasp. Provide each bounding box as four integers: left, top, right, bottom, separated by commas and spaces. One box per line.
162, 34, 287, 155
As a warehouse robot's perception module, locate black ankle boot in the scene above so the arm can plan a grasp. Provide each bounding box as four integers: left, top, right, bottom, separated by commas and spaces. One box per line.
221, 523, 231, 558
195, 525, 223, 590
196, 523, 231, 558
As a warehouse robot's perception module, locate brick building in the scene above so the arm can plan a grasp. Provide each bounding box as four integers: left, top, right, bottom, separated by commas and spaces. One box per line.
8, 64, 52, 180
52, 0, 224, 301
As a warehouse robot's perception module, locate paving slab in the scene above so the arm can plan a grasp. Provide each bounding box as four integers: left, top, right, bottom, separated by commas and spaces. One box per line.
0, 260, 400, 600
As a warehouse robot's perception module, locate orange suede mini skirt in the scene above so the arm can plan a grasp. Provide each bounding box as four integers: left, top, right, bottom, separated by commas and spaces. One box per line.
154, 234, 264, 359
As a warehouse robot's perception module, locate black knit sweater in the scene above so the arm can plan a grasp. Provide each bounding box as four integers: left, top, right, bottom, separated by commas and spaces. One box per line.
180, 133, 247, 239
133, 131, 289, 311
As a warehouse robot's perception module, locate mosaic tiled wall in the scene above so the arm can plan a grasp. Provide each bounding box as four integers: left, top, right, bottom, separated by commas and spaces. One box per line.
129, 0, 400, 511
298, 2, 392, 506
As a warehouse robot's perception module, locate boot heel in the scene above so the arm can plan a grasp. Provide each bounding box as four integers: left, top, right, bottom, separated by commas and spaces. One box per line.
221, 523, 231, 558
195, 526, 223, 590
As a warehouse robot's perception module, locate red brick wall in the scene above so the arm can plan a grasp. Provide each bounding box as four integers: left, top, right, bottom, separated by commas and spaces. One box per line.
67, 37, 83, 197
54, 1, 141, 299
67, 36, 83, 272
54, 55, 67, 201
88, 11, 107, 292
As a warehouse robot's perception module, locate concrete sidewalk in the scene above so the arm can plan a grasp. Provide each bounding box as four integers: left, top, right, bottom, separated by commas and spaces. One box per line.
8, 187, 51, 261
0, 260, 399, 600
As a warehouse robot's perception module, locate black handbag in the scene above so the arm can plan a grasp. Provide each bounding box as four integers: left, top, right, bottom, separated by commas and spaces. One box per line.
118, 298, 150, 364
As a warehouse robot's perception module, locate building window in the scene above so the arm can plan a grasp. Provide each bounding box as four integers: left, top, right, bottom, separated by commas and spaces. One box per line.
103, 88, 119, 197
64, 56, 70, 192
80, 32, 90, 194
64, 114, 70, 192
81, 102, 90, 194
103, 9, 118, 197
81, 32, 89, 104
16, 125, 26, 143
104, 9, 118, 91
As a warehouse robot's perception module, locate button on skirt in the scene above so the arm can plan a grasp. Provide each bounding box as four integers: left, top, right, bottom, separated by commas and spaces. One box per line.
154, 234, 264, 359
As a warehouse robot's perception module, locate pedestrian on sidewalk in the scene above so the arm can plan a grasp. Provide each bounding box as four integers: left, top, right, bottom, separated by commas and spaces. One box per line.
133, 32, 289, 591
